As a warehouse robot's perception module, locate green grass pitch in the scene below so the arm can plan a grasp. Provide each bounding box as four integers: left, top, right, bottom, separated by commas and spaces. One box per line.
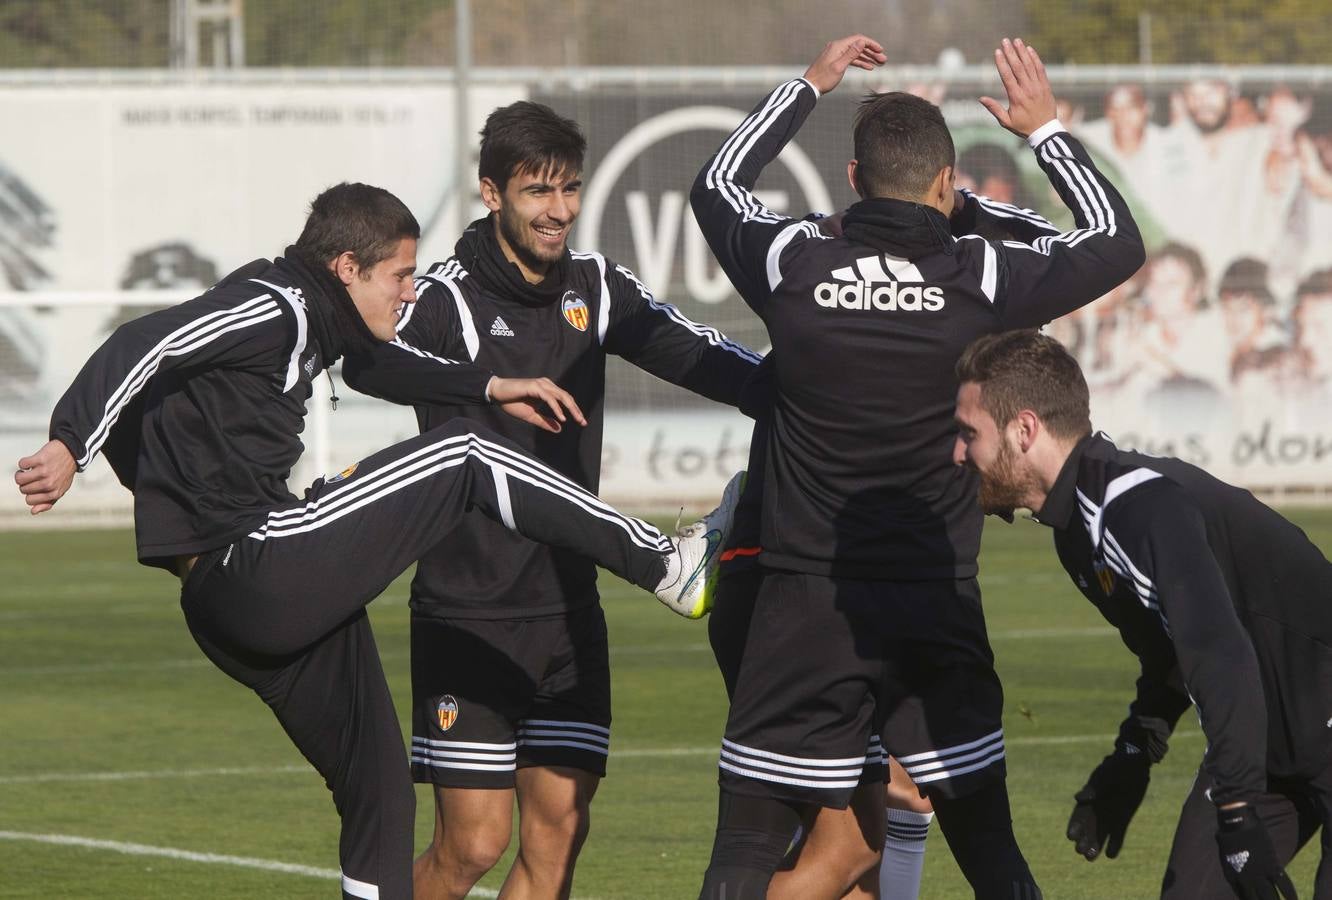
2, 510, 1330, 898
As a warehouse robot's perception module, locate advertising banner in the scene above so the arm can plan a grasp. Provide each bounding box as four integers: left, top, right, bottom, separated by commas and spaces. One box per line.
546, 73, 1332, 491
3, 71, 1330, 524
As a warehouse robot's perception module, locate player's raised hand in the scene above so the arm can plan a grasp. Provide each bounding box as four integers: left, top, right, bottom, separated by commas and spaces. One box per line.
980, 38, 1057, 139
488, 375, 587, 434
15, 439, 76, 515
803, 35, 886, 95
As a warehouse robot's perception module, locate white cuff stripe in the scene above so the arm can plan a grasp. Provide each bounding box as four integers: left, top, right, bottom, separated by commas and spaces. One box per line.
1026, 118, 1066, 148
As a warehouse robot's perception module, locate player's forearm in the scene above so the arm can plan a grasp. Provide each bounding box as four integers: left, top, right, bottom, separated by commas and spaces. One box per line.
637, 342, 761, 408
341, 339, 494, 406
953, 187, 1060, 243
607, 267, 762, 406
692, 78, 819, 203
1029, 126, 1144, 260
688, 79, 819, 302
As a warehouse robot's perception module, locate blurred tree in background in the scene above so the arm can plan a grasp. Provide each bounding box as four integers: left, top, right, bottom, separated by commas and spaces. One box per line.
0, 0, 169, 67
1025, 0, 1332, 64
0, 0, 1327, 69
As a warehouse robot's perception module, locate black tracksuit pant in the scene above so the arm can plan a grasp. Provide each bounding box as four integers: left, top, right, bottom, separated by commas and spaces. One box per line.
1161, 759, 1332, 899
179, 419, 671, 899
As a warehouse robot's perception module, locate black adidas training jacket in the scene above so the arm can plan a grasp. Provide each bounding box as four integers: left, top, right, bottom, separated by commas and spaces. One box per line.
1039, 432, 1332, 806
48, 253, 492, 571
691, 77, 1145, 579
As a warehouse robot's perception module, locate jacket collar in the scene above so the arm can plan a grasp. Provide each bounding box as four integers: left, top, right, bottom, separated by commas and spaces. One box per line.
454, 216, 571, 307
1033, 432, 1107, 530
273, 247, 379, 364
841, 197, 956, 258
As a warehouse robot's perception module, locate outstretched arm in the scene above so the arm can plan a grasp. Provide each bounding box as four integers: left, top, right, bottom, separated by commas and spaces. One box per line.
975, 39, 1146, 327
690, 36, 885, 311
342, 271, 585, 433
603, 262, 761, 408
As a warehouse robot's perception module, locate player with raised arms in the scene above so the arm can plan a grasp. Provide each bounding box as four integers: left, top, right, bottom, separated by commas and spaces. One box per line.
690, 34, 1144, 899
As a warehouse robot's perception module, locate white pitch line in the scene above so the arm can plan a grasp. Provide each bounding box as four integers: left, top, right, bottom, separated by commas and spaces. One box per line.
0, 832, 545, 899
0, 831, 340, 880
0, 764, 312, 785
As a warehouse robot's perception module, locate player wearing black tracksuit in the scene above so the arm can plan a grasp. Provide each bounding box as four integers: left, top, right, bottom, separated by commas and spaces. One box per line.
690, 69, 1143, 898
42, 244, 689, 900
1042, 432, 1332, 899
344, 216, 758, 788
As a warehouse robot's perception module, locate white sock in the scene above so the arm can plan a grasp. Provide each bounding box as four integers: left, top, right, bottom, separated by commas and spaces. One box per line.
880, 807, 932, 900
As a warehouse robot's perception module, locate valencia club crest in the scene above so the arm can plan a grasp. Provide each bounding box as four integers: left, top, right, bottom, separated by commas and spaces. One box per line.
561, 291, 589, 332
436, 695, 459, 731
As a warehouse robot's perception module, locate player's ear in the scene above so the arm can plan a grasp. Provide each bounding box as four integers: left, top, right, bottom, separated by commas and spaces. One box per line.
931, 166, 954, 207
847, 160, 864, 198
479, 177, 502, 213
330, 251, 359, 286
1015, 409, 1040, 452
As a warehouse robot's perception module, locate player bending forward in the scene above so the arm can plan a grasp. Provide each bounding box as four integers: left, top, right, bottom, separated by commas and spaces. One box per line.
954, 329, 1326, 900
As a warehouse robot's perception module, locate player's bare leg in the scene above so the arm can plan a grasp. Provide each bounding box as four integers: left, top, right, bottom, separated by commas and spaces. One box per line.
881, 758, 933, 900
414, 786, 514, 900
769, 782, 885, 900
498, 766, 600, 899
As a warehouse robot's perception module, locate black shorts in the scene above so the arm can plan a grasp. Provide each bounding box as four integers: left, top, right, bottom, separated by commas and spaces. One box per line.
708, 562, 765, 701
719, 571, 1006, 808
409, 605, 612, 788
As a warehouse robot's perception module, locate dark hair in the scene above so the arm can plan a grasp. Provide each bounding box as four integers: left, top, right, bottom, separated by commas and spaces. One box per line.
478, 101, 586, 191
1218, 257, 1274, 306
957, 143, 1020, 189
1151, 241, 1207, 288
852, 92, 955, 200
955, 330, 1092, 441
1296, 267, 1332, 302
294, 182, 420, 270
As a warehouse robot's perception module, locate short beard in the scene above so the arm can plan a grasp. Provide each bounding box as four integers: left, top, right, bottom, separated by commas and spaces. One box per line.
977, 439, 1035, 519
1190, 102, 1230, 135
496, 210, 564, 276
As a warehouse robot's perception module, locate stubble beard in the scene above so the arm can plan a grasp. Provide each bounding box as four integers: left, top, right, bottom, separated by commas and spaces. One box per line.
977, 439, 1035, 518
497, 210, 565, 276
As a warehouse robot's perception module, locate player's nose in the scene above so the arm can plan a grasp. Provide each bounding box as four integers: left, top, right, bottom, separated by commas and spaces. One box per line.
549, 194, 574, 222
952, 436, 966, 466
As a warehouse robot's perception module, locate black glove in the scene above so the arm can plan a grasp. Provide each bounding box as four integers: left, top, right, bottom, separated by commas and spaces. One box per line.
1215, 805, 1297, 900
1066, 751, 1151, 860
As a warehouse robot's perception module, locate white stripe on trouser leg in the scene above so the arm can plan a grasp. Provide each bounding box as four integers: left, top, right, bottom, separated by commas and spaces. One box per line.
341, 872, 379, 899
488, 461, 516, 530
